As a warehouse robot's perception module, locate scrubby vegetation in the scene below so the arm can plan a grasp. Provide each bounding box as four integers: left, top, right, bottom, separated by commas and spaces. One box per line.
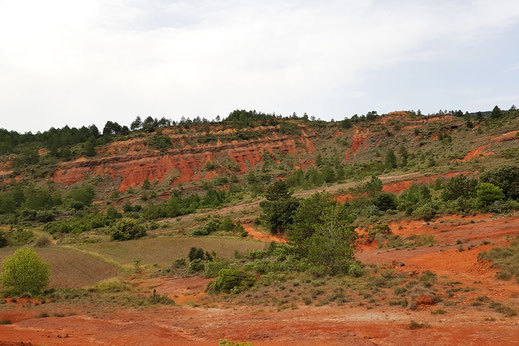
1, 107, 519, 337
479, 236, 519, 283
0, 247, 50, 295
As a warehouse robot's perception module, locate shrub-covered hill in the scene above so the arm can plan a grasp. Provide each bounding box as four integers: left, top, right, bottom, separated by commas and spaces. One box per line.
0, 107, 518, 222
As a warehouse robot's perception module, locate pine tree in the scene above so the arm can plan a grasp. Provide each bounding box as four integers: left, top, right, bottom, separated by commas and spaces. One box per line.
385, 149, 397, 169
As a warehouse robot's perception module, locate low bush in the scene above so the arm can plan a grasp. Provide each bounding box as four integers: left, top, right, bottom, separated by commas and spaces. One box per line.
34, 237, 51, 248
209, 268, 255, 293
110, 218, 146, 241
0, 247, 50, 295
368, 222, 391, 243
412, 203, 436, 221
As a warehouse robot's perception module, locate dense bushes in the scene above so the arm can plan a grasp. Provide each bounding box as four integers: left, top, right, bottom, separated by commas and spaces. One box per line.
480, 166, 519, 199
441, 175, 477, 201
209, 267, 255, 293
43, 213, 111, 234
191, 217, 242, 236
110, 218, 146, 241
148, 133, 173, 151
476, 183, 505, 207
65, 186, 95, 209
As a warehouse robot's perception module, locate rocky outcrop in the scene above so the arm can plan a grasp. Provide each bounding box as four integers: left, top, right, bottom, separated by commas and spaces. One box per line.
53, 129, 316, 191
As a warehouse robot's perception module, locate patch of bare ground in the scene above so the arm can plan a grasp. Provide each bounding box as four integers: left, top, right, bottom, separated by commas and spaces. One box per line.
1, 304, 519, 345
356, 213, 519, 300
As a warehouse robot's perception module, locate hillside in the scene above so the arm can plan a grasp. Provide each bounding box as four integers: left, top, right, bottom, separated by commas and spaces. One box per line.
1, 108, 518, 205
1, 107, 519, 345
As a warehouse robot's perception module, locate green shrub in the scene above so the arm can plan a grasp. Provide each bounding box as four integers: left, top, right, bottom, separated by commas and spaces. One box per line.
6, 228, 34, 246
441, 175, 477, 201
66, 186, 95, 208
412, 203, 436, 221
0, 247, 50, 295
110, 218, 146, 241
371, 193, 396, 211
368, 222, 391, 242
476, 183, 505, 207
210, 268, 255, 293
35, 210, 55, 222
149, 134, 173, 151
220, 217, 234, 232
204, 260, 229, 278
188, 258, 205, 273
480, 166, 519, 199
34, 237, 51, 248
188, 247, 205, 261
0, 232, 7, 248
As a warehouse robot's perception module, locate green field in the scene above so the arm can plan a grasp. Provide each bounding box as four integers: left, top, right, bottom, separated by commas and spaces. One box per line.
0, 246, 119, 289
75, 236, 267, 266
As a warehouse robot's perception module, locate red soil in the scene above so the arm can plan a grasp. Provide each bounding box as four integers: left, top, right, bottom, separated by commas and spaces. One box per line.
457, 144, 493, 162
381, 171, 473, 194
457, 129, 519, 162
334, 193, 357, 203
357, 213, 519, 299
345, 128, 369, 160
1, 214, 519, 345
243, 224, 287, 243
52, 131, 316, 191
139, 276, 213, 305
2, 304, 518, 345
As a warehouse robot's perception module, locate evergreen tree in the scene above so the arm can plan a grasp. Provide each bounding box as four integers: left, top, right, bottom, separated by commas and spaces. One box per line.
260, 181, 299, 234
491, 105, 502, 118
399, 145, 408, 167
130, 116, 142, 130
385, 149, 397, 169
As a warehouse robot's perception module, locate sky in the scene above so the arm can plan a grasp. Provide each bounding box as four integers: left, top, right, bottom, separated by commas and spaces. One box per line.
1, 0, 519, 133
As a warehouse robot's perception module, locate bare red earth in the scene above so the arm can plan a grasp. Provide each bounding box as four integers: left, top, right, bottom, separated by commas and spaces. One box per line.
52, 129, 316, 191
243, 224, 287, 243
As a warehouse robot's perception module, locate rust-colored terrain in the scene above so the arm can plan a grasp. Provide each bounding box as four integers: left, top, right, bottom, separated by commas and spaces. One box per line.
2, 112, 519, 345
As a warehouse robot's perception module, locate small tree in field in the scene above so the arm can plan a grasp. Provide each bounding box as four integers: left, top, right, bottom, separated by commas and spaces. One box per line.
110, 218, 146, 241
385, 149, 397, 169
0, 247, 50, 295
260, 181, 299, 234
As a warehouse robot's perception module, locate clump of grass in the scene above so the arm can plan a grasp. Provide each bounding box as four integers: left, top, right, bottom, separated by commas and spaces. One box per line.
479, 237, 519, 283
431, 309, 447, 315
389, 299, 408, 307
419, 271, 437, 288
0, 319, 12, 325
490, 302, 517, 317
219, 340, 252, 346
409, 320, 430, 329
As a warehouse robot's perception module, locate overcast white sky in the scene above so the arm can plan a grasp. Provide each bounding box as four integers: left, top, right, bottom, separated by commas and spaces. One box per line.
1, 0, 519, 132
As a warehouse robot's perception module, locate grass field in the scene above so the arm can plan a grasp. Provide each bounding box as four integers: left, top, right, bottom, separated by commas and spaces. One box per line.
75, 236, 267, 266
0, 246, 119, 289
